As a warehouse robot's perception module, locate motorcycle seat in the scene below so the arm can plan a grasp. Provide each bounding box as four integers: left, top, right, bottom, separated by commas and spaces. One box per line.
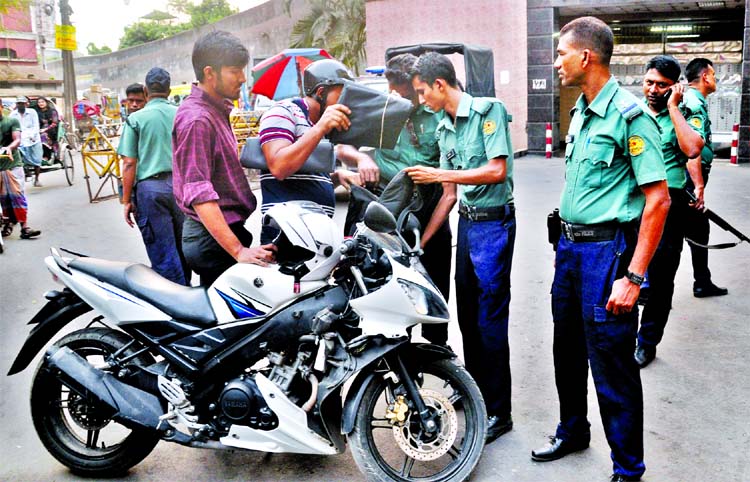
68, 257, 216, 326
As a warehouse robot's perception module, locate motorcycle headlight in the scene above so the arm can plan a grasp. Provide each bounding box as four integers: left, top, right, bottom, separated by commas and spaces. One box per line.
397, 279, 449, 319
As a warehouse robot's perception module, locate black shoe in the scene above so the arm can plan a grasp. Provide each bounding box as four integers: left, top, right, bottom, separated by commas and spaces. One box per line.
693, 281, 728, 298
634, 343, 656, 369
610, 474, 641, 481
531, 435, 589, 462
486, 415, 512, 444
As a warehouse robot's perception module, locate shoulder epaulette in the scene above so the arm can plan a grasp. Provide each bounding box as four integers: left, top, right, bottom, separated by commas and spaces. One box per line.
470, 97, 501, 115
614, 98, 643, 122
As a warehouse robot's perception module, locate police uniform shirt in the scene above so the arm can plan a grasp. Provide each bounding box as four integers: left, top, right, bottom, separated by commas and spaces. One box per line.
645, 99, 703, 190
118, 98, 178, 181
436, 92, 514, 208
682, 87, 713, 165
561, 77, 666, 225
374, 104, 441, 185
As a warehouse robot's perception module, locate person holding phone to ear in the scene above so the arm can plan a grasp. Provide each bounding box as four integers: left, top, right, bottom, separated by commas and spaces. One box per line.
634, 56, 705, 369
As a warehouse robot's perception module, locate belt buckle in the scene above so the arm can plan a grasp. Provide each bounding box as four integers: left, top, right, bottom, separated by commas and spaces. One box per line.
562, 221, 574, 241
466, 206, 479, 221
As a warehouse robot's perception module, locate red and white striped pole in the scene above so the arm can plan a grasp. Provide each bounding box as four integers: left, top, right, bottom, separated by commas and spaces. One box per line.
730, 123, 739, 165
545, 122, 552, 159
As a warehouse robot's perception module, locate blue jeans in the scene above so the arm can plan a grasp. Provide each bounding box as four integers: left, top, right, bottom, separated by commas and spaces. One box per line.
134, 177, 189, 285
552, 228, 644, 479
455, 214, 515, 418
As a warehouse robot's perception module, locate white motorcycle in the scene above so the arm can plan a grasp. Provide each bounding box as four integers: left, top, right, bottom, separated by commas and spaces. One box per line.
8, 194, 487, 481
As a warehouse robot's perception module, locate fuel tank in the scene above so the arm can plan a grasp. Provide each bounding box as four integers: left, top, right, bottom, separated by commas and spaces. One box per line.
209, 263, 327, 323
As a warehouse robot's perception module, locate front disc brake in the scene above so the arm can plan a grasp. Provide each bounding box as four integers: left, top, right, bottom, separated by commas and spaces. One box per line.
391, 388, 458, 461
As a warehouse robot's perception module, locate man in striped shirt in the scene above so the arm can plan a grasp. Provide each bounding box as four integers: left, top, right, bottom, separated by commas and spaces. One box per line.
258, 58, 376, 243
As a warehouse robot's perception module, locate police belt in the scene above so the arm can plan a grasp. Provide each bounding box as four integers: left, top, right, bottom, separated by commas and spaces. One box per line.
560, 220, 628, 242
142, 171, 172, 181
458, 203, 514, 221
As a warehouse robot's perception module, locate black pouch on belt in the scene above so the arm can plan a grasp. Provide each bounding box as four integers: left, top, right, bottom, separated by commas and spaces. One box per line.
547, 208, 561, 251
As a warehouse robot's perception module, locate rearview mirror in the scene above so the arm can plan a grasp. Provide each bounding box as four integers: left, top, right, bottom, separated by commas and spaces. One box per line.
363, 202, 397, 233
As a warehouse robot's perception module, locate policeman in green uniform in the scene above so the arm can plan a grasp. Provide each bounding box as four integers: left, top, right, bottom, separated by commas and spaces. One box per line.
406, 51, 515, 444
682, 58, 727, 298
343, 53, 452, 345
634, 55, 705, 368
530, 17, 670, 482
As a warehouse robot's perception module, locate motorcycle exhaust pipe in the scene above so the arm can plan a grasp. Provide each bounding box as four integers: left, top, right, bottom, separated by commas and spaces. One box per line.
46, 346, 164, 432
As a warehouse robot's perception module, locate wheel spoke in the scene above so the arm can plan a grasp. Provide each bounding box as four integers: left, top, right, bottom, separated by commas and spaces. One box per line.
448, 392, 462, 405
370, 418, 391, 430
400, 454, 415, 477
86, 429, 100, 449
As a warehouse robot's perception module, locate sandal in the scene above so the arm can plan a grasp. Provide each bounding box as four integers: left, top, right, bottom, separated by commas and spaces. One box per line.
1, 223, 13, 237
20, 227, 41, 239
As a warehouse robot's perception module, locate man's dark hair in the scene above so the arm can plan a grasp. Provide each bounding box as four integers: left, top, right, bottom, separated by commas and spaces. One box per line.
192, 30, 249, 82
125, 83, 145, 97
385, 53, 418, 86
560, 16, 614, 66
645, 55, 681, 83
685, 58, 713, 83
410, 52, 457, 87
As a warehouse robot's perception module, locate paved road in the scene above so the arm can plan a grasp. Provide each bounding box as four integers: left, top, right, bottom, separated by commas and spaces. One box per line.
1, 154, 749, 481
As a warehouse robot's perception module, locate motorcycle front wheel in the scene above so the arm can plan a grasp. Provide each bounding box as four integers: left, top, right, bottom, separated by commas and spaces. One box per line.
349, 357, 487, 482
30, 328, 160, 477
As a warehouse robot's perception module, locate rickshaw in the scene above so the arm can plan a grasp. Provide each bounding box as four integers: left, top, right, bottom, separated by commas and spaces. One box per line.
22, 117, 76, 186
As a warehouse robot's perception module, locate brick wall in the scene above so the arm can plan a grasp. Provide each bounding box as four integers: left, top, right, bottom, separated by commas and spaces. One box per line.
365, 0, 529, 152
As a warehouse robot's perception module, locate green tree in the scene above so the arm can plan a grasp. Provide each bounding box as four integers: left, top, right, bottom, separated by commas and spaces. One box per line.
86, 42, 112, 55
168, 0, 237, 28
289, 0, 366, 75
119, 0, 237, 50
118, 21, 188, 50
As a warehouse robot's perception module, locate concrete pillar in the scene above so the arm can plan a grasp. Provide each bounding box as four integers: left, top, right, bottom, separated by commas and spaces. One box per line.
740, 1, 750, 163
526, 3, 559, 155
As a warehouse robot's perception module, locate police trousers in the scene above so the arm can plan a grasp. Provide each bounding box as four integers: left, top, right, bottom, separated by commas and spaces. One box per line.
134, 176, 189, 286
455, 213, 515, 418
685, 165, 712, 285
638, 188, 688, 347
552, 228, 645, 479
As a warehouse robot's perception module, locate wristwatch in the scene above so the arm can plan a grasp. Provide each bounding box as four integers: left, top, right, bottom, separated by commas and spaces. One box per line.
625, 271, 645, 286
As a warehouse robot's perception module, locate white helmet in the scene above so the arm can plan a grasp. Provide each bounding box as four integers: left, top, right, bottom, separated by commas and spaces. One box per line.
263, 201, 343, 281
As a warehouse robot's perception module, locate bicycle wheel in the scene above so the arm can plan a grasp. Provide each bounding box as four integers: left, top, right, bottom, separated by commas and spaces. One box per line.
63, 148, 75, 185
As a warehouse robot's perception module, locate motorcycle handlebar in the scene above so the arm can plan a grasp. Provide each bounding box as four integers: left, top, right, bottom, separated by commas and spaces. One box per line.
340, 238, 359, 255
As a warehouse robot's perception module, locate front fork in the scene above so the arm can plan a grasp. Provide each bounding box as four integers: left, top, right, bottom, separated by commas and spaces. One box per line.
390, 352, 439, 435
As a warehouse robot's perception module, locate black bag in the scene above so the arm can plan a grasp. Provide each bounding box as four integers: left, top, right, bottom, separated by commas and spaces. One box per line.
239, 137, 336, 173
328, 80, 413, 150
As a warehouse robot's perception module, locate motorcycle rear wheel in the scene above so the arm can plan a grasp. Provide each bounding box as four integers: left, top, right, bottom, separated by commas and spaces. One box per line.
30, 328, 160, 477
349, 358, 487, 482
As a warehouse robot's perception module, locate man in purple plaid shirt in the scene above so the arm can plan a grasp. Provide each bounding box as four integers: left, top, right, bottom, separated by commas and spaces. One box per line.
173, 31, 276, 287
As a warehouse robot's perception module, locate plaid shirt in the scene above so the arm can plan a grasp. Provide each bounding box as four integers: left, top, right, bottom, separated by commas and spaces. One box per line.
172, 85, 256, 224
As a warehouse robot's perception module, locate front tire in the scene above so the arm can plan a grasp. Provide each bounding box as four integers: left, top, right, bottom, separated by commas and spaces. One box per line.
30, 328, 160, 477
349, 358, 487, 481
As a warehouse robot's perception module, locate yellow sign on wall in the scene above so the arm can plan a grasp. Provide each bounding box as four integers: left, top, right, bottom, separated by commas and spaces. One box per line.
55, 25, 77, 51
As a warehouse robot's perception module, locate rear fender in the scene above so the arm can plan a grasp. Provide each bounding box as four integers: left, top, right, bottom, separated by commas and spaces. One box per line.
7, 289, 92, 375
340, 342, 455, 435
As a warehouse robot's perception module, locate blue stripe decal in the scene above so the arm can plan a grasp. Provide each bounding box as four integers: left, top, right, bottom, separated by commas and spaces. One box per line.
215, 288, 264, 318
96, 283, 142, 306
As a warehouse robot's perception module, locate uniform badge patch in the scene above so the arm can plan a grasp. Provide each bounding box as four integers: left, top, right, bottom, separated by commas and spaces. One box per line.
689, 117, 703, 129
628, 135, 645, 156
483, 120, 496, 135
